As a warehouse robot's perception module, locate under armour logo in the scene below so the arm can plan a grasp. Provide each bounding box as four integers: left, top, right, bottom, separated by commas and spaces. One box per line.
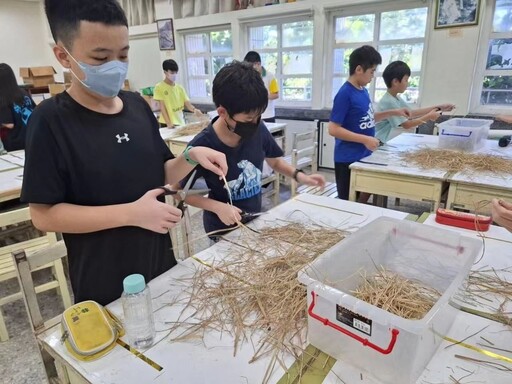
116, 133, 130, 143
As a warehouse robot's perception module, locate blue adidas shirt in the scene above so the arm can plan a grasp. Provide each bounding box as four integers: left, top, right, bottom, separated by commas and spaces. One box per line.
185, 117, 283, 234
330, 82, 375, 163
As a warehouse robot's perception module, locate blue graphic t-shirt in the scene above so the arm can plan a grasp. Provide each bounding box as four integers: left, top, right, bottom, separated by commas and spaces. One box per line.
0, 90, 36, 151
185, 117, 284, 234
330, 82, 375, 163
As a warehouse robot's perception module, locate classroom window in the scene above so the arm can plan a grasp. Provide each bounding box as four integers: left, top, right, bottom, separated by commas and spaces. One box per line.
330, 6, 428, 105
183, 29, 233, 100
479, 0, 512, 108
247, 19, 314, 103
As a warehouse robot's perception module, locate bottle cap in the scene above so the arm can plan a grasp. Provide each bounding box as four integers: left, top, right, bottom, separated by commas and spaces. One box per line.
123, 274, 146, 294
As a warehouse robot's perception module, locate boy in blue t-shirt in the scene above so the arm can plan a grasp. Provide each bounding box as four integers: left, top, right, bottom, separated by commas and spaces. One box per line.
375, 61, 454, 143
328, 45, 410, 201
181, 61, 325, 237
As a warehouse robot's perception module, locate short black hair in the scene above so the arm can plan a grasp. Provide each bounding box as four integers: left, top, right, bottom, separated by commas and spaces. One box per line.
44, 0, 128, 48
213, 61, 268, 116
162, 59, 179, 72
349, 45, 382, 75
243, 51, 262, 64
382, 61, 411, 88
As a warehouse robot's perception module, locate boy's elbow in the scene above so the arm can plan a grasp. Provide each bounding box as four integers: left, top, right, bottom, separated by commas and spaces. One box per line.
327, 122, 338, 137
29, 205, 54, 232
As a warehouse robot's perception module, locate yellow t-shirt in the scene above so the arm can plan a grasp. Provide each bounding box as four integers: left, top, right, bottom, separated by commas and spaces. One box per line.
153, 81, 189, 126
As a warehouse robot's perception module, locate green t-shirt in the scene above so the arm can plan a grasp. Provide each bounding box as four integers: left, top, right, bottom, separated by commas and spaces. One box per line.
153, 81, 189, 126
375, 92, 409, 142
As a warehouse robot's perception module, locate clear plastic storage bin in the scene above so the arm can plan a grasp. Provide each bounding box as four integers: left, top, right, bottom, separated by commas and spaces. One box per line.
438, 118, 492, 151
298, 217, 482, 384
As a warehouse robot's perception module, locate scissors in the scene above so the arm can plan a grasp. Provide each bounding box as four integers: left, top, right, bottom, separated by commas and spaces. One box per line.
159, 170, 210, 216
240, 211, 265, 221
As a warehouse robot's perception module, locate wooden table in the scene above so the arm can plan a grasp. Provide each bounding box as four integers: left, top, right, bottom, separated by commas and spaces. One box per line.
159, 122, 287, 156
349, 134, 449, 210
37, 194, 408, 384
445, 140, 512, 214
0, 151, 24, 203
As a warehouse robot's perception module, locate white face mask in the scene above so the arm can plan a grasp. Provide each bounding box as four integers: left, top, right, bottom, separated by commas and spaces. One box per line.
166, 73, 177, 82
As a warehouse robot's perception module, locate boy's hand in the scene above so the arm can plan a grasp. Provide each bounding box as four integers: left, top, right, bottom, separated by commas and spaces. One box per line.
491, 198, 512, 233
215, 203, 242, 226
427, 109, 442, 121
188, 147, 228, 177
297, 172, 326, 189
193, 108, 203, 116
395, 108, 411, 118
130, 188, 183, 234
363, 136, 380, 151
437, 103, 455, 112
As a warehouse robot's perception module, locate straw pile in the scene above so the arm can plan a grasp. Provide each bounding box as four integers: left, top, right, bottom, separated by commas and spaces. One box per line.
352, 267, 441, 320
168, 223, 346, 382
174, 119, 210, 137
455, 267, 512, 327
401, 148, 512, 174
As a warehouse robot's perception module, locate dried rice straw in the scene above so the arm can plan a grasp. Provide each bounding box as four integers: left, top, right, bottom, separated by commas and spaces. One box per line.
173, 119, 210, 137
351, 266, 441, 320
401, 148, 512, 174
166, 222, 347, 383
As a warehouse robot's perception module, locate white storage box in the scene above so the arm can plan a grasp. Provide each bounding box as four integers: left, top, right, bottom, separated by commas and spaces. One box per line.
298, 217, 481, 384
438, 118, 492, 151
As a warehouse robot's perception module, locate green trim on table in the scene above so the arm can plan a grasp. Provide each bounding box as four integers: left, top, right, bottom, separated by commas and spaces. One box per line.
405, 214, 418, 221
277, 344, 336, 384
416, 212, 431, 223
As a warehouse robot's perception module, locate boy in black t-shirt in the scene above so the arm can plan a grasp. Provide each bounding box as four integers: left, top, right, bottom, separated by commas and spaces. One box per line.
21, 0, 227, 306
180, 61, 326, 237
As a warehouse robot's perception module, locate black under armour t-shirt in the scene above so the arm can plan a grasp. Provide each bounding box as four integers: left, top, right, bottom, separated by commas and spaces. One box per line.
21, 91, 176, 305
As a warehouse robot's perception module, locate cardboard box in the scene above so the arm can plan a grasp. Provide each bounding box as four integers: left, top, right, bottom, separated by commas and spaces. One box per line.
63, 71, 72, 84
49, 83, 71, 97
19, 66, 56, 87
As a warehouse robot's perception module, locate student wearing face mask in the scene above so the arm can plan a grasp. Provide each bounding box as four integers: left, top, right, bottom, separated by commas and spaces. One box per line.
176, 61, 325, 239
153, 59, 202, 128
20, 0, 228, 306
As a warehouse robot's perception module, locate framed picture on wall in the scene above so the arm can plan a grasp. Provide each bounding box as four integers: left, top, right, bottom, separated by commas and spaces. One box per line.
435, 0, 480, 29
157, 18, 175, 50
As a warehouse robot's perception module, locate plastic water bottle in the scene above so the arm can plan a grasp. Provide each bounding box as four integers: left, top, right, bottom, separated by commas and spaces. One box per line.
121, 274, 155, 349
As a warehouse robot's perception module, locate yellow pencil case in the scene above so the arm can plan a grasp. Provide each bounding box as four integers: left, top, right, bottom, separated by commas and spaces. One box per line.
61, 300, 124, 361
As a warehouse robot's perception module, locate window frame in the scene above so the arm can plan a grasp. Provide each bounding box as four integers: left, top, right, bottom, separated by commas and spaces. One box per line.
180, 25, 233, 104
471, 0, 512, 115
325, 1, 430, 107
243, 16, 315, 107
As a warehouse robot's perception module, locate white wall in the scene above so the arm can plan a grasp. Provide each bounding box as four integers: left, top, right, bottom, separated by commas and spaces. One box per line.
0, 0, 492, 114
0, 0, 56, 83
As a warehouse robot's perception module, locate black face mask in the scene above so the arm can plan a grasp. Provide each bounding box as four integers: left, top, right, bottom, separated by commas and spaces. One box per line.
227, 116, 261, 140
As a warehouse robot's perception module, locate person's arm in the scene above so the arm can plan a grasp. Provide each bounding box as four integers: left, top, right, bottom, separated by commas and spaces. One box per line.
1, 123, 14, 129
491, 198, 512, 232
185, 194, 242, 227
400, 109, 442, 130
266, 157, 325, 188
184, 100, 202, 116
158, 101, 173, 128
29, 190, 183, 234
164, 146, 227, 186
374, 108, 410, 122
268, 91, 279, 101
328, 121, 379, 151
496, 115, 512, 124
